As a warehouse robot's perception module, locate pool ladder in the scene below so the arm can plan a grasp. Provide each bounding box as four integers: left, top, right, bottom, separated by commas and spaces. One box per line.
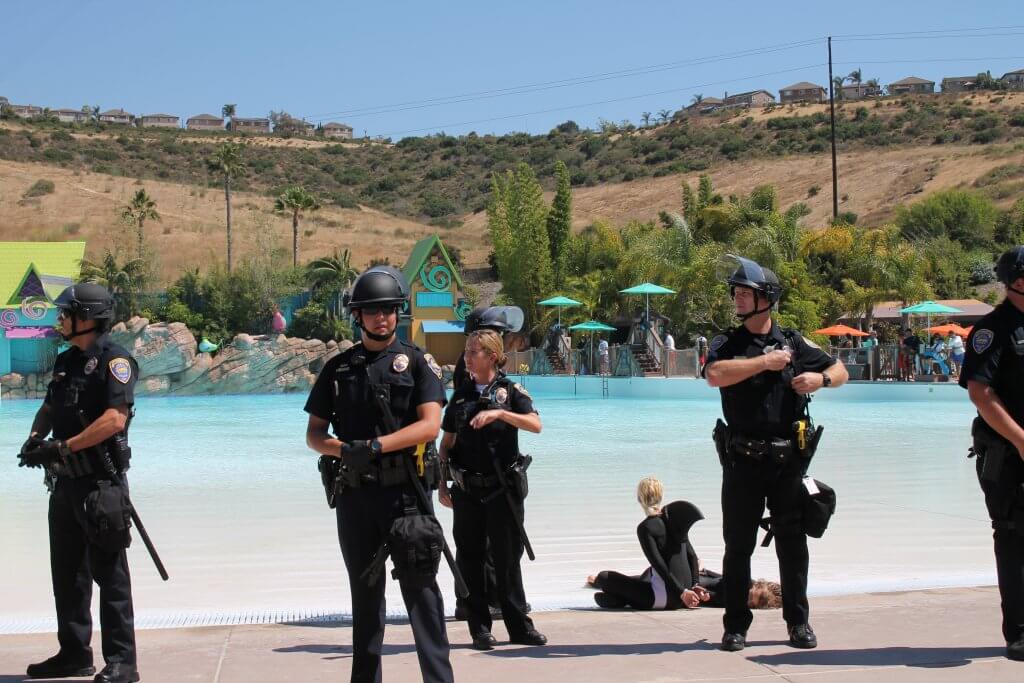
601, 376, 609, 398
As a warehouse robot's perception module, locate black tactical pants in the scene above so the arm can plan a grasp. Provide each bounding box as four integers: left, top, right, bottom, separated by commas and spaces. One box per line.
976, 451, 1024, 644
48, 476, 136, 665
337, 484, 453, 683
451, 486, 534, 640
721, 455, 809, 635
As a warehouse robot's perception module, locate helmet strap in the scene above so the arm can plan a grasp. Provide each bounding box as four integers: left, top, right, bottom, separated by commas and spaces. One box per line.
734, 289, 774, 322
60, 313, 98, 341
1009, 283, 1024, 297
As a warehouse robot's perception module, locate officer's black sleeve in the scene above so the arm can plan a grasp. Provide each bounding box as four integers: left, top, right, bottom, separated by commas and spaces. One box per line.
792, 334, 837, 373
959, 325, 1003, 388
510, 383, 538, 415
441, 387, 465, 433
304, 359, 337, 420
700, 332, 734, 378
412, 351, 447, 408
104, 353, 137, 407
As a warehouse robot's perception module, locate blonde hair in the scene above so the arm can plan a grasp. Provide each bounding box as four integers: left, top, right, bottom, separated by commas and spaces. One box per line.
467, 330, 507, 369
636, 477, 664, 517
747, 579, 782, 609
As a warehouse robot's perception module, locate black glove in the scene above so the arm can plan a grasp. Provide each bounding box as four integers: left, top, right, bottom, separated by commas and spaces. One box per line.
18, 438, 69, 469
341, 440, 375, 472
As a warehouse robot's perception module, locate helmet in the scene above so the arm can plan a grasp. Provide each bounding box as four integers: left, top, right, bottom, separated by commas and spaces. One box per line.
995, 246, 1024, 289
343, 265, 409, 311
464, 306, 525, 334
724, 255, 782, 306
55, 283, 115, 321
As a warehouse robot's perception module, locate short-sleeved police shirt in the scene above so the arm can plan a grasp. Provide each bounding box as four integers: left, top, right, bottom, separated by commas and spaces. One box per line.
45, 334, 138, 440
442, 374, 536, 473
703, 322, 836, 438
959, 300, 1024, 426
304, 338, 446, 441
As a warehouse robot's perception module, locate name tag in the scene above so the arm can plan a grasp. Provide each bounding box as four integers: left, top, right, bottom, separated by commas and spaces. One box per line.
802, 477, 820, 496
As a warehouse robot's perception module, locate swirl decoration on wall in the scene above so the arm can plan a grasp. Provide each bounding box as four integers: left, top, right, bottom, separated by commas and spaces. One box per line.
21, 297, 48, 320
0, 309, 17, 330
420, 264, 452, 293
454, 300, 472, 321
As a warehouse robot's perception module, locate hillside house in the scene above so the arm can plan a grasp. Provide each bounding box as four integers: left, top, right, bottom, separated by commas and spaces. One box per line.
723, 90, 775, 108
1001, 69, 1024, 89
888, 77, 935, 95
840, 83, 882, 99
231, 117, 271, 133
779, 82, 826, 104
322, 122, 354, 139
99, 108, 133, 125
186, 113, 224, 130
53, 108, 87, 123
9, 104, 44, 118
685, 97, 723, 115
941, 76, 976, 93
140, 113, 180, 128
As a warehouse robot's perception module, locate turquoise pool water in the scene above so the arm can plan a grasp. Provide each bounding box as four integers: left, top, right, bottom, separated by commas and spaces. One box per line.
0, 379, 990, 632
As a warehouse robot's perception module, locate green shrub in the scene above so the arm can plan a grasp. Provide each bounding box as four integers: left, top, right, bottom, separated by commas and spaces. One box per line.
288, 301, 352, 342
420, 191, 456, 217
50, 130, 74, 143
43, 148, 73, 162
24, 179, 55, 197
85, 147, 118, 161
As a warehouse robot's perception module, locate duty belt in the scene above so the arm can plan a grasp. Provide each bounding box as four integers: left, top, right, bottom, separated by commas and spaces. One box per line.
461, 471, 501, 490
729, 433, 796, 462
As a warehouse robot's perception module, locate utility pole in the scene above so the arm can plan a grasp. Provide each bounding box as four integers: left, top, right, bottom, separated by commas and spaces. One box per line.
827, 36, 839, 221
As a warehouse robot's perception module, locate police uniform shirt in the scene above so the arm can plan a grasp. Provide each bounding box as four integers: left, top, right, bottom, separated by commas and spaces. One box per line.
45, 334, 138, 441
959, 300, 1024, 426
441, 375, 536, 473
304, 338, 446, 441
703, 323, 836, 438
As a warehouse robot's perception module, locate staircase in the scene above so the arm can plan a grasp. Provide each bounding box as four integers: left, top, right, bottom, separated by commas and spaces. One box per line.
630, 344, 661, 376
545, 350, 569, 374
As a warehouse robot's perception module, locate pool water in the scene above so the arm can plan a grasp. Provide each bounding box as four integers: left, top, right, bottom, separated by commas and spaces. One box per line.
0, 379, 991, 632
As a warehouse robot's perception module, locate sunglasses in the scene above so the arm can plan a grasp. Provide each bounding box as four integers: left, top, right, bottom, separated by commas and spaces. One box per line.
360, 305, 399, 317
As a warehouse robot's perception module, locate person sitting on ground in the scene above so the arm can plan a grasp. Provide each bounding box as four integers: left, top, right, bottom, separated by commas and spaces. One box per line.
585, 477, 781, 611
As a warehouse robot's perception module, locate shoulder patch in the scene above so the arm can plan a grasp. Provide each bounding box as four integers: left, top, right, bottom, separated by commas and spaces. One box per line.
513, 382, 531, 398
972, 329, 995, 354
424, 353, 443, 379
710, 334, 728, 352
109, 358, 132, 384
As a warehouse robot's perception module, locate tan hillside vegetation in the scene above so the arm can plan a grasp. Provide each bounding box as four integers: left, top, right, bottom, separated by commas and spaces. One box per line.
0, 159, 490, 282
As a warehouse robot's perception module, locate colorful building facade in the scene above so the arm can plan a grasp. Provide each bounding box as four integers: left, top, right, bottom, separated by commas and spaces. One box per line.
0, 242, 84, 375
400, 235, 472, 366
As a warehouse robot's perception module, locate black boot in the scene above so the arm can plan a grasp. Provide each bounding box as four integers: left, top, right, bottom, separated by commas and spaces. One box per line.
1007, 636, 1024, 662
720, 632, 746, 652
594, 592, 627, 609
510, 629, 547, 646
94, 662, 140, 683
26, 652, 95, 679
472, 631, 497, 651
788, 623, 818, 649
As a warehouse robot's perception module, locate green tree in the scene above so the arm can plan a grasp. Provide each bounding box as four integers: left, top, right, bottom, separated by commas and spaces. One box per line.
895, 189, 998, 249
487, 163, 552, 333
307, 248, 359, 318
222, 103, 236, 127
641, 112, 652, 127
546, 160, 572, 287
274, 186, 322, 267
120, 188, 160, 259
994, 198, 1024, 246
657, 109, 672, 124
79, 250, 147, 320
207, 141, 247, 271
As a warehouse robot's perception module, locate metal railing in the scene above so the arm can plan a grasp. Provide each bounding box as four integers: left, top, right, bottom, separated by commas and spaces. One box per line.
506, 345, 645, 377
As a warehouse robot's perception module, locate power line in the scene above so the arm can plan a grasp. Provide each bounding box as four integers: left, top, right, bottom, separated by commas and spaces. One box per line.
300, 39, 822, 121
832, 25, 1024, 38
834, 31, 1024, 42
836, 56, 1024, 65
375, 64, 825, 138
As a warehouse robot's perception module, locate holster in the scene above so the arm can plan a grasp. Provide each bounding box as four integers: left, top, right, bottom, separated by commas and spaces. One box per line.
713, 419, 729, 466
386, 513, 444, 588
509, 453, 532, 500
83, 480, 133, 552
318, 456, 341, 508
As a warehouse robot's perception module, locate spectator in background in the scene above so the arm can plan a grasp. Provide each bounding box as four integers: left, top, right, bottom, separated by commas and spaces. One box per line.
598, 338, 610, 375
861, 330, 878, 349
900, 328, 922, 380
663, 330, 676, 351
947, 331, 965, 377
697, 334, 709, 367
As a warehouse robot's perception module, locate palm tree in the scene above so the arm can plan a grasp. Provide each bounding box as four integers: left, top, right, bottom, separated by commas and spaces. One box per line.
79, 250, 147, 320
307, 248, 360, 317
207, 141, 246, 271
641, 112, 652, 127
222, 103, 236, 126
274, 186, 321, 267
690, 94, 704, 105
832, 76, 845, 100
657, 109, 672, 124
120, 189, 160, 259
846, 69, 862, 86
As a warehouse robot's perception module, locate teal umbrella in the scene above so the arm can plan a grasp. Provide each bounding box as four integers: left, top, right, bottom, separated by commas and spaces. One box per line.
619, 282, 676, 322
899, 300, 962, 334
538, 295, 582, 327
569, 320, 617, 331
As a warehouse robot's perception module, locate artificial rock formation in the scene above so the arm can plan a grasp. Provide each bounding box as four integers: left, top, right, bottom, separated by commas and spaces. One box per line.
0, 318, 349, 400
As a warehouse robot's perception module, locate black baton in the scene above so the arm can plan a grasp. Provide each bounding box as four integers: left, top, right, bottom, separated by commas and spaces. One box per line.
490, 457, 535, 561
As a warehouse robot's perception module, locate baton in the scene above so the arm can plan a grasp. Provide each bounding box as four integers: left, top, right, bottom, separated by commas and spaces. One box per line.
490, 456, 535, 561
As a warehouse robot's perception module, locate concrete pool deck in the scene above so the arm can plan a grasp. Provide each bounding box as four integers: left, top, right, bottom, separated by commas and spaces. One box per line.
0, 586, 1019, 682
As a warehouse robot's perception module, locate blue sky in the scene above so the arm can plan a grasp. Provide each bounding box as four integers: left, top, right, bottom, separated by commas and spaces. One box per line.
2, 1, 1023, 139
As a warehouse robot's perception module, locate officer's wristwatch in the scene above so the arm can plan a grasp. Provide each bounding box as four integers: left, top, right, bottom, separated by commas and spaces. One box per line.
821, 372, 832, 388
369, 439, 383, 457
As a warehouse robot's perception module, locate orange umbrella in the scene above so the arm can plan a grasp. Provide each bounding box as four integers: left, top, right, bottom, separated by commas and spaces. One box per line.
813, 324, 869, 337
925, 323, 970, 336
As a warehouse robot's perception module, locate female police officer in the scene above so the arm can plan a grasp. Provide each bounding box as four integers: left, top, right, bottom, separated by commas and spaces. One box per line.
18, 283, 141, 683
303, 265, 454, 683
437, 329, 547, 650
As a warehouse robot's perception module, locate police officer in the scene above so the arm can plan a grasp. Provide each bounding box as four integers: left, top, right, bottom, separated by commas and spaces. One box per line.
961, 246, 1024, 662
437, 328, 546, 650
18, 283, 141, 683
703, 256, 847, 652
303, 265, 454, 683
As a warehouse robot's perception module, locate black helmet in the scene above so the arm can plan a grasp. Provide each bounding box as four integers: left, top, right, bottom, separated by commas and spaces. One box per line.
55, 283, 114, 321
995, 246, 1024, 290
343, 265, 409, 311
464, 305, 525, 334
724, 255, 782, 306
